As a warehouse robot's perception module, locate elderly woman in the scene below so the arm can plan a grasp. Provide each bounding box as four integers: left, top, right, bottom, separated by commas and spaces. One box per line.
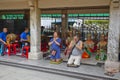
48, 32, 62, 64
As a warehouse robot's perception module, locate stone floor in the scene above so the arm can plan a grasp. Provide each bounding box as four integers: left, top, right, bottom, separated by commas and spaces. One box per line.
60, 52, 98, 65
0, 55, 120, 80
0, 64, 81, 80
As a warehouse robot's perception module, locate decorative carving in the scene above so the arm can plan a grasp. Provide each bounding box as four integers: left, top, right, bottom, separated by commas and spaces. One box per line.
112, 0, 120, 8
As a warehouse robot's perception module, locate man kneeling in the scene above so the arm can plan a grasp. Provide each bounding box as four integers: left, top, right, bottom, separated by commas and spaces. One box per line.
67, 35, 83, 67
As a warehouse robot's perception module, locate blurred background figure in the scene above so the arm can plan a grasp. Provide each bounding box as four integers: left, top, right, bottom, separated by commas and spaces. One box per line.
82, 34, 94, 58
0, 27, 8, 56
20, 27, 30, 47
96, 34, 107, 61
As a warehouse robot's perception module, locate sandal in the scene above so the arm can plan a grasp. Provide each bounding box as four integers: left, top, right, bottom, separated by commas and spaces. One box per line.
104, 72, 114, 77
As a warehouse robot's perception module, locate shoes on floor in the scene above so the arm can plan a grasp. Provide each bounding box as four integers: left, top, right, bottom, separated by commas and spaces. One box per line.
50, 59, 63, 64
104, 72, 114, 77
67, 64, 80, 68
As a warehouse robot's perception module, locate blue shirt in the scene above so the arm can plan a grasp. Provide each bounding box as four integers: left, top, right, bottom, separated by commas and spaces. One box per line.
0, 32, 7, 42
50, 38, 61, 51
20, 32, 28, 41
27, 32, 30, 36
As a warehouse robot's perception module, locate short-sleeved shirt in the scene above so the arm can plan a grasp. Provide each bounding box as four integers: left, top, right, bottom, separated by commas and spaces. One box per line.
50, 38, 61, 51
0, 32, 7, 42
20, 32, 28, 41
72, 40, 83, 56
27, 32, 30, 36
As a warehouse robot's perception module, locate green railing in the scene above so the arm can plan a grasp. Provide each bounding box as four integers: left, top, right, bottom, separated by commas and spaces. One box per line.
0, 14, 24, 19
